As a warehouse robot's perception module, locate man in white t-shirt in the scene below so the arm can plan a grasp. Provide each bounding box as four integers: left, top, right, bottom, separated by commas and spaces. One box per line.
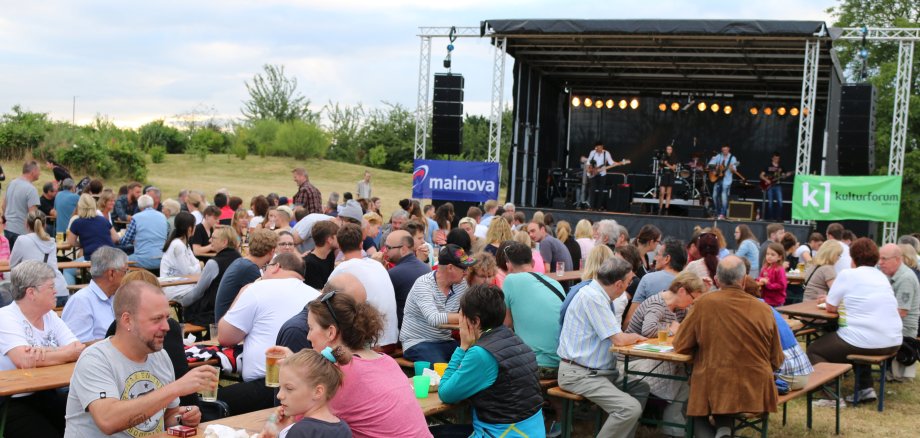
217, 253, 320, 414
329, 222, 400, 349
825, 223, 852, 273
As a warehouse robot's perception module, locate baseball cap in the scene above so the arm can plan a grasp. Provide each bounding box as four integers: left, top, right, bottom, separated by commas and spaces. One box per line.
438, 244, 477, 269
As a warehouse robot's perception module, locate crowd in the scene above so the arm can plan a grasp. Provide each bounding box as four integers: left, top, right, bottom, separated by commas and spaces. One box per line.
0, 159, 918, 438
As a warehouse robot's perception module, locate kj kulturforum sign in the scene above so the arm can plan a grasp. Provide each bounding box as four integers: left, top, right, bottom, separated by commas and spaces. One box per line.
792, 175, 902, 222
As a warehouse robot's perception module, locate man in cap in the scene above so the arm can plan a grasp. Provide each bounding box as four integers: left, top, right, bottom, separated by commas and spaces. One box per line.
400, 244, 477, 363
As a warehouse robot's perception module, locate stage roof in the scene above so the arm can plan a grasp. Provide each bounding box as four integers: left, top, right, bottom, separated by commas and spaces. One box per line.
480, 19, 843, 100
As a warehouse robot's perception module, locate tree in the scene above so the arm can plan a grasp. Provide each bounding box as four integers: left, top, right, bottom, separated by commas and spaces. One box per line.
828, 0, 920, 232
138, 120, 188, 153
241, 64, 316, 123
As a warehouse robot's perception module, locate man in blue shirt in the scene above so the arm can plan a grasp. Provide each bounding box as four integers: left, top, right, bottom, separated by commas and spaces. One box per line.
53, 178, 80, 235
557, 257, 649, 438
62, 247, 129, 342
121, 195, 167, 270
707, 145, 743, 219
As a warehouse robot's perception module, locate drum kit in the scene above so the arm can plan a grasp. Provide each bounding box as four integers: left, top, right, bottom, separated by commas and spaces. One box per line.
645, 152, 708, 202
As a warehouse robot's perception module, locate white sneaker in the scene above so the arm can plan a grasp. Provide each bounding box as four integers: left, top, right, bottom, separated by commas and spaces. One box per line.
844, 388, 877, 404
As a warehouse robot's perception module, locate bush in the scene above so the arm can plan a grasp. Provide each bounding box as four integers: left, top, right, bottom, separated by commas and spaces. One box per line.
273, 120, 329, 160
138, 120, 187, 153
231, 141, 248, 160
368, 145, 387, 167
248, 119, 281, 156
55, 132, 147, 181
149, 145, 166, 163
107, 140, 148, 181
0, 105, 52, 160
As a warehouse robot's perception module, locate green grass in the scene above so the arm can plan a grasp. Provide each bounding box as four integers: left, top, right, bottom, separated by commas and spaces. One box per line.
2, 154, 414, 217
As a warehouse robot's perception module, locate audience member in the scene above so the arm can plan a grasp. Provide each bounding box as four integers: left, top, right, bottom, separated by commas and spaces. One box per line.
303, 221, 339, 290
292, 167, 323, 214
384, 230, 430, 330
555, 220, 582, 267
483, 216, 512, 256
501, 241, 563, 378
802, 240, 841, 301
437, 284, 545, 437
9, 210, 69, 305
1, 261, 84, 438
878, 243, 920, 338
826, 223, 852, 273
807, 238, 902, 403
734, 224, 760, 274
214, 228, 277, 322
528, 220, 573, 272
2, 160, 41, 248
65, 280, 216, 436
329, 223, 399, 349
400, 244, 476, 363
181, 226, 240, 325
756, 242, 788, 306
276, 273, 367, 354
190, 205, 221, 255
466, 252, 496, 286
114, 181, 142, 223
62, 247, 129, 342
122, 195, 168, 270
673, 256, 783, 437
159, 211, 202, 302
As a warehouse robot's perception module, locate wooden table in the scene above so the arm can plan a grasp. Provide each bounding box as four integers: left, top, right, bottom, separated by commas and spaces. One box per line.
776, 300, 838, 342
787, 271, 805, 285
418, 386, 454, 416
439, 323, 460, 330
0, 362, 77, 436
612, 339, 693, 435
553, 269, 583, 283
69, 274, 201, 293
149, 407, 275, 437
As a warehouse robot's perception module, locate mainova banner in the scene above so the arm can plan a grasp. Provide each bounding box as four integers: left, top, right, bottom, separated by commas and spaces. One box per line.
791, 175, 902, 222
411, 159, 499, 202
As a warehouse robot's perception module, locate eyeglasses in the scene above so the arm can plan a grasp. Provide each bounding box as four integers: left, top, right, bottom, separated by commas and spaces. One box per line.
260, 262, 278, 272
320, 291, 340, 326
278, 242, 295, 247
384, 244, 404, 250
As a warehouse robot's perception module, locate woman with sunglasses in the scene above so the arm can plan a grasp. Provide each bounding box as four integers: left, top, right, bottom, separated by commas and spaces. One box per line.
276, 291, 432, 438
624, 271, 705, 438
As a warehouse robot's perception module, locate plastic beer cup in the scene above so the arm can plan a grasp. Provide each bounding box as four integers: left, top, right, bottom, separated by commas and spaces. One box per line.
265, 351, 285, 387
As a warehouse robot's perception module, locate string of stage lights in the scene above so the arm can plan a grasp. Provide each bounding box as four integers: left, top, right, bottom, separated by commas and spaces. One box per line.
570, 95, 806, 117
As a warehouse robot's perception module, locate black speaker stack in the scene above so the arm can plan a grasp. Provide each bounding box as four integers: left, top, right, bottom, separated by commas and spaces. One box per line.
837, 84, 876, 175
432, 73, 464, 155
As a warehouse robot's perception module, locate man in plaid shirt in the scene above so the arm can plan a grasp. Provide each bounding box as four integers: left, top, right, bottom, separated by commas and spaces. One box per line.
291, 167, 322, 214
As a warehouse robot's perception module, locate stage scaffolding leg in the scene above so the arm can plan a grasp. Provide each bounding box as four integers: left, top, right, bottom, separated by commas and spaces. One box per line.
533, 76, 543, 208
792, 38, 820, 226
884, 40, 915, 243
413, 36, 431, 159
510, 65, 523, 205
488, 37, 507, 164
522, 68, 533, 206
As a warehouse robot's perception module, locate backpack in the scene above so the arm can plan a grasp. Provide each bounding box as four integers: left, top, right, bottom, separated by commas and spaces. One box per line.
896, 336, 920, 366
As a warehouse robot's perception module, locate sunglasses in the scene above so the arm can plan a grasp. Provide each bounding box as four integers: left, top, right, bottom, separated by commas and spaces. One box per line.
320, 291, 340, 327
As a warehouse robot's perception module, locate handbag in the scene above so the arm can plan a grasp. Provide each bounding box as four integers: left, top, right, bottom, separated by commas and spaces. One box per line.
529, 272, 565, 301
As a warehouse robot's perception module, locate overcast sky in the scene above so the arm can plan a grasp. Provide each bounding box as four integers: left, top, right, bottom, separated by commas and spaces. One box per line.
0, 0, 837, 127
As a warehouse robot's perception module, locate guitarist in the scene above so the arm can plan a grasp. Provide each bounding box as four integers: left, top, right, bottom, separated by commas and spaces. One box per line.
583, 142, 615, 210
707, 145, 743, 219
759, 152, 789, 221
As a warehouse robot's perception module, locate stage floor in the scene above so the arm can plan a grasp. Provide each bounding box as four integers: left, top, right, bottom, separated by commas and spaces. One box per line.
519, 206, 812, 244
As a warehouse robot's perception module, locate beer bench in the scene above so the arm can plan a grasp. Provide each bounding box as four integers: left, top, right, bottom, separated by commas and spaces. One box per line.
547, 387, 602, 438
847, 352, 897, 411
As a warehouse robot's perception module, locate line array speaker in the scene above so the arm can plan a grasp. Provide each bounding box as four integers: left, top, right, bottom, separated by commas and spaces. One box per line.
837, 84, 876, 175
432, 73, 464, 155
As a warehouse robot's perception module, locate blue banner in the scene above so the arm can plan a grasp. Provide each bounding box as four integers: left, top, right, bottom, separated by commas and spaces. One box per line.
411, 159, 499, 202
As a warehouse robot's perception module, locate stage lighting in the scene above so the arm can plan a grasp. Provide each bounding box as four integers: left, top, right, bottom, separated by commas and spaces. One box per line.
571, 96, 580, 107
749, 107, 758, 115
671, 102, 680, 111
606, 99, 615, 109
710, 103, 720, 112
790, 107, 799, 116
594, 99, 603, 109
584, 97, 593, 108
629, 98, 639, 109
802, 107, 809, 116
697, 102, 707, 111
659, 103, 667, 112
778, 107, 787, 116
723, 105, 732, 115
764, 107, 773, 116
618, 99, 628, 109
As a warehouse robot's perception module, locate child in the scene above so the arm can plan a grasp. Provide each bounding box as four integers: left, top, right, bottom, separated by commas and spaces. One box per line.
260, 347, 352, 438
757, 242, 788, 307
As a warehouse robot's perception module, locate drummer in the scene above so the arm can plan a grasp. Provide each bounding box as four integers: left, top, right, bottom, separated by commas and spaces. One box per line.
658, 145, 678, 215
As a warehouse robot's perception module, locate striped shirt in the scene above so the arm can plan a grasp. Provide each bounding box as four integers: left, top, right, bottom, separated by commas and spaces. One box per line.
399, 271, 467, 351
625, 292, 687, 338
557, 280, 621, 370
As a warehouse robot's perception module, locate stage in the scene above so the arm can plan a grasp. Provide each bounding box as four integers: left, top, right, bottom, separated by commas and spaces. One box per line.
518, 206, 813, 247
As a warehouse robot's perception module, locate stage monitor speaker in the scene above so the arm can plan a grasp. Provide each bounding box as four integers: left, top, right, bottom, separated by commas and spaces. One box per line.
837, 84, 876, 175
727, 201, 755, 221
433, 73, 464, 155
552, 197, 568, 209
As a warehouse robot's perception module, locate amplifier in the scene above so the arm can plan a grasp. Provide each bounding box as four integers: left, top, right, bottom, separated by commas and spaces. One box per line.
727, 201, 755, 221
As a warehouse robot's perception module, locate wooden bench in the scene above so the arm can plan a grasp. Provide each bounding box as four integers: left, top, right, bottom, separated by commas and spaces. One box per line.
547, 387, 602, 438
539, 379, 557, 390
777, 362, 852, 435
847, 352, 897, 411
188, 358, 220, 369
184, 323, 207, 335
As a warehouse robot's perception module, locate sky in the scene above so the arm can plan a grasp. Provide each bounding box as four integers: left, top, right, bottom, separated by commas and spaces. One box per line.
0, 0, 838, 128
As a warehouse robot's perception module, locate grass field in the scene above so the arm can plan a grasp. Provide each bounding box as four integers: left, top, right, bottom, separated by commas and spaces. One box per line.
2, 154, 415, 217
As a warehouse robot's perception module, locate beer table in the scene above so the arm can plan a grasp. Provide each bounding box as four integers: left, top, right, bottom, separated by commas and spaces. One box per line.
149, 407, 275, 437
0, 362, 77, 436
776, 300, 838, 338
68, 274, 200, 293
554, 269, 583, 283
787, 270, 805, 285
611, 339, 694, 437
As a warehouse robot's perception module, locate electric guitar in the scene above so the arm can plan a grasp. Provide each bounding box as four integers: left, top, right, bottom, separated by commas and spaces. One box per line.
586, 159, 631, 177
760, 171, 793, 191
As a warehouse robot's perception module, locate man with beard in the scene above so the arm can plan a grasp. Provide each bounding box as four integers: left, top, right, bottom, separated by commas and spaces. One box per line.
64, 281, 218, 437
